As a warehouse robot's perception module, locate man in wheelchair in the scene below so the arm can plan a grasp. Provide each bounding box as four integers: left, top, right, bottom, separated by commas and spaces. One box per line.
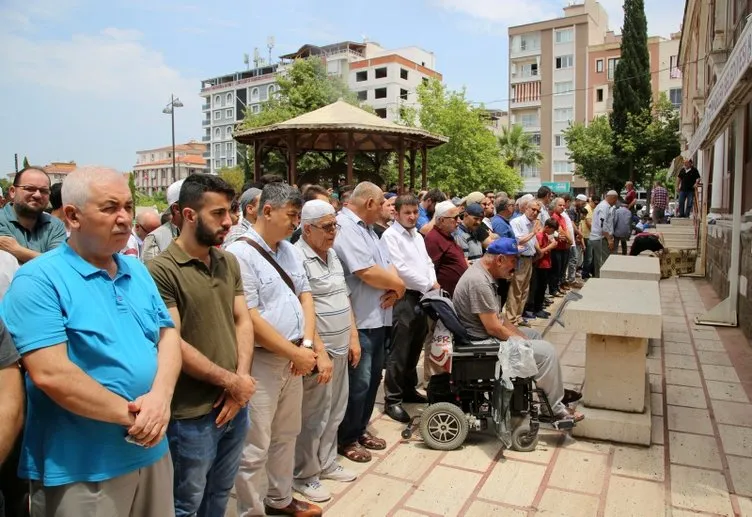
452, 238, 583, 424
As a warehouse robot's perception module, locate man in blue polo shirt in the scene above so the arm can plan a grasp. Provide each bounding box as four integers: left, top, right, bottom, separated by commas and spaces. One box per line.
0, 166, 66, 264
1, 166, 182, 517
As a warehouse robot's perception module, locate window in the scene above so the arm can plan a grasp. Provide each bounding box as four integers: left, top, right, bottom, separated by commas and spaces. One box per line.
213, 110, 220, 120
669, 55, 682, 78
250, 88, 259, 102
214, 128, 221, 138
554, 160, 573, 173
555, 29, 574, 44
517, 63, 539, 78
529, 132, 541, 146
555, 135, 566, 147
518, 34, 540, 52
554, 108, 574, 122
375, 67, 387, 79
374, 108, 387, 118
227, 158, 234, 167
607, 58, 620, 80
226, 142, 233, 153
400, 89, 408, 101
225, 126, 232, 138
422, 77, 429, 85
374, 87, 387, 99
400, 68, 409, 80
357, 90, 367, 101
596, 88, 604, 102
226, 109, 233, 118
521, 164, 540, 178
555, 81, 573, 94
252, 105, 260, 114
519, 113, 538, 128
555, 55, 574, 69
215, 95, 221, 105
226, 93, 233, 104
214, 143, 220, 156
268, 85, 277, 96
669, 88, 682, 108
596, 59, 604, 73
356, 71, 367, 82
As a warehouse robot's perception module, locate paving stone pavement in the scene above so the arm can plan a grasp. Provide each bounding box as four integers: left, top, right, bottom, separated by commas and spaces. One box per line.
226, 277, 752, 516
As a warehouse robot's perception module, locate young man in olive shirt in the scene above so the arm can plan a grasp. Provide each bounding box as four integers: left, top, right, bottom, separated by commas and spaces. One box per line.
148, 174, 256, 517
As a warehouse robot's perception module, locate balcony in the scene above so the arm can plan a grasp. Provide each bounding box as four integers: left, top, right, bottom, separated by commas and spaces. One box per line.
510, 70, 541, 85
202, 120, 211, 126
202, 103, 210, 111
202, 136, 211, 142
203, 151, 211, 158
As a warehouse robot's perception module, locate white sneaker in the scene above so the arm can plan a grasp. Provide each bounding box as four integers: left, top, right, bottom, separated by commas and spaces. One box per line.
292, 479, 331, 502
321, 463, 358, 482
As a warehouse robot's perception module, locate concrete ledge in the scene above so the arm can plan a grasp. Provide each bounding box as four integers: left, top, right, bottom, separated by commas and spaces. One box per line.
563, 278, 662, 339
584, 335, 647, 412
572, 374, 652, 446
601, 255, 661, 282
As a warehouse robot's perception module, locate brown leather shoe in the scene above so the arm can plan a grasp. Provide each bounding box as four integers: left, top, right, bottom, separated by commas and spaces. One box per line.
265, 498, 322, 516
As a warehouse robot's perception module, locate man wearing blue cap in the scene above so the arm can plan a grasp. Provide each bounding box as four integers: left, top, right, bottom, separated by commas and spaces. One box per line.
453, 238, 583, 423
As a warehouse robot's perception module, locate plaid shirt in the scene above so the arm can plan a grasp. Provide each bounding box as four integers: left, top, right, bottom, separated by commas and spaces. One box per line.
651, 186, 668, 209
222, 218, 253, 249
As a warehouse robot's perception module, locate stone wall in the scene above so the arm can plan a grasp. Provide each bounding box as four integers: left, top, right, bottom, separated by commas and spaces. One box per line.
706, 220, 752, 338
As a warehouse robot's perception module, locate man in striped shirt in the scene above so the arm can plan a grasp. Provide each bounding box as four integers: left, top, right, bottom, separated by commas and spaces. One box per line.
293, 200, 361, 503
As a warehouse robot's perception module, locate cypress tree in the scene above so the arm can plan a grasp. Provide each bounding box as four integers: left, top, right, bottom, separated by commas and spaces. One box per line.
610, 0, 652, 181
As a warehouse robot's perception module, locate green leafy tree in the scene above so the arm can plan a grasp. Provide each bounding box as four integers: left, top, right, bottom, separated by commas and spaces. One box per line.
136, 191, 168, 212
217, 166, 245, 193
22, 156, 30, 168
0, 178, 10, 194
563, 116, 619, 193
401, 80, 521, 194
127, 173, 137, 203
610, 0, 652, 182
497, 124, 543, 170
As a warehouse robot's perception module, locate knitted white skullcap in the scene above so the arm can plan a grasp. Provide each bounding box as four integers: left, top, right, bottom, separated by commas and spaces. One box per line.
301, 199, 335, 222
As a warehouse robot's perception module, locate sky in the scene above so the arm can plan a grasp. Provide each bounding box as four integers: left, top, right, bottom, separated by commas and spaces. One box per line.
0, 0, 685, 173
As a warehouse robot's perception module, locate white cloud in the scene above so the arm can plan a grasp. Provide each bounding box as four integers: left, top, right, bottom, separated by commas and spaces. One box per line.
435, 0, 558, 27
584, 0, 683, 38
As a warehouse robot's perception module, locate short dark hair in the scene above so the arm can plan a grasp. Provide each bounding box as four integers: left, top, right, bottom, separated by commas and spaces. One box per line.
423, 188, 446, 205
259, 174, 284, 185
544, 218, 559, 230
303, 184, 329, 202
50, 183, 63, 210
178, 173, 235, 210
14, 166, 51, 187
536, 186, 552, 199
483, 190, 494, 197
395, 194, 420, 213
561, 193, 572, 202
591, 195, 601, 203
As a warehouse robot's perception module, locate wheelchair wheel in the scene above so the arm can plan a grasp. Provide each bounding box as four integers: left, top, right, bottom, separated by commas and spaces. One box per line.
419, 402, 469, 451
510, 423, 539, 452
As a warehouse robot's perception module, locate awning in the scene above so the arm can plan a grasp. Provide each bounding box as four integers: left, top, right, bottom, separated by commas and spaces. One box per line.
684, 17, 752, 157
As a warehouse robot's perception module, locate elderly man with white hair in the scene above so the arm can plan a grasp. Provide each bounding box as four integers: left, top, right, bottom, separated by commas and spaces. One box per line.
292, 199, 361, 502
142, 178, 185, 262
122, 210, 161, 260
424, 200, 468, 297
223, 187, 262, 249
1, 166, 182, 517
589, 190, 619, 277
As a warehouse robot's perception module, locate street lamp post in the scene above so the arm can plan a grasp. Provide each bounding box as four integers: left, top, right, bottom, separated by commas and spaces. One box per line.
162, 94, 184, 183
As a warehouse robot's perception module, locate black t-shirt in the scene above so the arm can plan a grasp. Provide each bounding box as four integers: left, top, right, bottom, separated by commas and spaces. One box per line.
473, 223, 490, 242
678, 167, 700, 192
630, 234, 664, 256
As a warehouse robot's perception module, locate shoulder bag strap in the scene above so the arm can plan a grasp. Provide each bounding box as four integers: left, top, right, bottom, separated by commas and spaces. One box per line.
237, 237, 296, 294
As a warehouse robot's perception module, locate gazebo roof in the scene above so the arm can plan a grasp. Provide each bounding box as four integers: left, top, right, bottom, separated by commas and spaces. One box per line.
233, 100, 448, 152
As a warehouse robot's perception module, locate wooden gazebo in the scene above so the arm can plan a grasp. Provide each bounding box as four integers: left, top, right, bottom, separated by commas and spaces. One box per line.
233, 100, 448, 189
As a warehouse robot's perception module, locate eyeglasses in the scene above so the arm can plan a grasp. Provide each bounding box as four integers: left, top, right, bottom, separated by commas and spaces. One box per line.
311, 222, 340, 233
528, 208, 540, 213
440, 214, 462, 221
17, 185, 51, 196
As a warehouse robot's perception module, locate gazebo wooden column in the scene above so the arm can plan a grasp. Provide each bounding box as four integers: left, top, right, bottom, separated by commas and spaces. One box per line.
288, 133, 298, 186
397, 138, 405, 194
420, 145, 428, 189
254, 141, 263, 181
346, 132, 355, 186
408, 147, 417, 191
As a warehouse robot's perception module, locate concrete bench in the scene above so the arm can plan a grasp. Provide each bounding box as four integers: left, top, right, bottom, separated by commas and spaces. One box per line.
563, 278, 662, 445
600, 255, 661, 282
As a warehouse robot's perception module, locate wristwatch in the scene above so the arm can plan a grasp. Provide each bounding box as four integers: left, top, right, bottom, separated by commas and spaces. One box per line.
302, 339, 313, 349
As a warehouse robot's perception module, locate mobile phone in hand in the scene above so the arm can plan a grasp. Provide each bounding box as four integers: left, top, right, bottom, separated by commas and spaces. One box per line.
125, 434, 146, 447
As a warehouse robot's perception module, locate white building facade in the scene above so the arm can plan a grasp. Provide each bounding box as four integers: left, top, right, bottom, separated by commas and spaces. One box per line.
133, 141, 208, 196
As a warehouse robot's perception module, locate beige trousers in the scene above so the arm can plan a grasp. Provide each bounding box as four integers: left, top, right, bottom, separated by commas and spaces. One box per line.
235, 348, 303, 517
29, 453, 174, 517
504, 256, 534, 324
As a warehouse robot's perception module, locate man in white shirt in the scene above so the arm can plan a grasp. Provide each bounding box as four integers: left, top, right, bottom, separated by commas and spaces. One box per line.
0, 249, 19, 301
589, 190, 618, 277
121, 210, 160, 260
380, 194, 438, 423
507, 200, 542, 326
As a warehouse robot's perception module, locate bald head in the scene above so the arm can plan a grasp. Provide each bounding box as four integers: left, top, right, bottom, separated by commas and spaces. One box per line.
348, 181, 385, 225
63, 166, 129, 209
135, 210, 161, 239
349, 181, 383, 203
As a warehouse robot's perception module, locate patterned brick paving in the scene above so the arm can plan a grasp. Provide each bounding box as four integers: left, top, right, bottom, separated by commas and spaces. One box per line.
227, 277, 752, 516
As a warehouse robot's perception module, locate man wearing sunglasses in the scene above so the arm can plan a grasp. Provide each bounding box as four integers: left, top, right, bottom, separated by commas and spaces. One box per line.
0, 166, 67, 264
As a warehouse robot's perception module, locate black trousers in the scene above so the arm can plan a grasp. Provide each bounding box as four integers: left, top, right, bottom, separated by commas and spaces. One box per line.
550, 250, 568, 294
384, 291, 428, 405
533, 267, 549, 312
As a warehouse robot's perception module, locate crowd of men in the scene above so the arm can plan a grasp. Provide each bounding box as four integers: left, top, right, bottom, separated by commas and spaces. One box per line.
0, 163, 663, 517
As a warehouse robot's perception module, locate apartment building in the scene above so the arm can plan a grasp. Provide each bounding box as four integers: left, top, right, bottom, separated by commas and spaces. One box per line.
200, 41, 441, 174
484, 109, 509, 135
6, 161, 77, 185
588, 31, 683, 119
133, 141, 208, 196
508, 0, 609, 193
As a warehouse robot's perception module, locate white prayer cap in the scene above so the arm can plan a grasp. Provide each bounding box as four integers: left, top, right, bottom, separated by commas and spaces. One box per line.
166, 179, 186, 206
301, 199, 335, 222
606, 190, 619, 197
576, 194, 588, 202
433, 200, 458, 220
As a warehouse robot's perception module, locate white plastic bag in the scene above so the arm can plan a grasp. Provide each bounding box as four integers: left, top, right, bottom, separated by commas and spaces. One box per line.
496, 336, 539, 389
427, 319, 453, 374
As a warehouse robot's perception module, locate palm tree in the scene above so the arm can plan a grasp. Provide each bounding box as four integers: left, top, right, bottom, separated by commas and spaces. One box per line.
497, 124, 543, 169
